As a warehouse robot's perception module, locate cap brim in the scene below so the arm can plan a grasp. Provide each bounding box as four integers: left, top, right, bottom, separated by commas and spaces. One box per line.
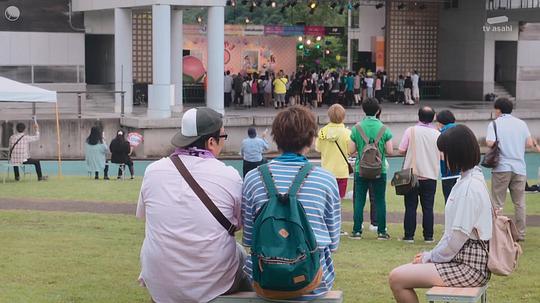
171, 131, 201, 148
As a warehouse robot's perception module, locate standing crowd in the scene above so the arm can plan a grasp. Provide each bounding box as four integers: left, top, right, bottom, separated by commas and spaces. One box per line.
133, 96, 537, 303
223, 68, 422, 110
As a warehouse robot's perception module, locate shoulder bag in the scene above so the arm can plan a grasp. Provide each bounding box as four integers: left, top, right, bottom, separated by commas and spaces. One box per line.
391, 127, 419, 195
169, 155, 237, 236
481, 120, 500, 168
334, 141, 354, 175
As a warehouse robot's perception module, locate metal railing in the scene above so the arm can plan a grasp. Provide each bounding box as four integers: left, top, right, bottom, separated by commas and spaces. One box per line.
57, 91, 126, 118
183, 84, 206, 104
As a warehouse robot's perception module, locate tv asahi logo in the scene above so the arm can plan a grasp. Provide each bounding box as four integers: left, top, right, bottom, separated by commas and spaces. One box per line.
4, 6, 20, 22
484, 16, 512, 32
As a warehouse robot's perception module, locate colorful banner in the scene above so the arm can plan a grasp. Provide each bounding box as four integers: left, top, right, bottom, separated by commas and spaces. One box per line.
185, 24, 344, 37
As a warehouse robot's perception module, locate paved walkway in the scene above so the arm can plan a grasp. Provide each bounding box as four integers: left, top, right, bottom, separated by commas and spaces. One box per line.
2, 197, 540, 227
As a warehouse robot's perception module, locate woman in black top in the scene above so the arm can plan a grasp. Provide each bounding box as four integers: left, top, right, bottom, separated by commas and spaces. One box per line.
109, 130, 134, 179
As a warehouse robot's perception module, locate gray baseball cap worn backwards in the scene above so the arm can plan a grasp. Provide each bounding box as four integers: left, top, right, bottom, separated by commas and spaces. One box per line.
171, 107, 223, 147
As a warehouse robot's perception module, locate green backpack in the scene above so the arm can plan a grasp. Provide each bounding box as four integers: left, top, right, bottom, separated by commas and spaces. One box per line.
251, 163, 322, 300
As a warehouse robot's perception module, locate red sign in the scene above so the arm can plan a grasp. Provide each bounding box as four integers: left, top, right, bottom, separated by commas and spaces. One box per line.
304, 26, 325, 37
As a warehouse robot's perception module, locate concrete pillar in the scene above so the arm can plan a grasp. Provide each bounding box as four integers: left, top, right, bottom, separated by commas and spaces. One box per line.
114, 8, 133, 114
148, 4, 174, 118
347, 9, 352, 71
207, 6, 225, 114
171, 9, 183, 116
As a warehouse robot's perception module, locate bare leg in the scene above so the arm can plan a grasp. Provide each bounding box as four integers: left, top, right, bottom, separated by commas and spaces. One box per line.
389, 263, 445, 303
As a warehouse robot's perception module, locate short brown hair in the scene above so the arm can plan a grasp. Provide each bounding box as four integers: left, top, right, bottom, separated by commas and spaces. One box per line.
327, 104, 346, 123
272, 106, 318, 153
437, 124, 480, 173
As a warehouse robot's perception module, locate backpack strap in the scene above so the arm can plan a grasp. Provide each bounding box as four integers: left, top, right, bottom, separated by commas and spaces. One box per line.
288, 163, 313, 197
355, 124, 370, 144
259, 164, 278, 198
259, 163, 313, 199
374, 126, 387, 145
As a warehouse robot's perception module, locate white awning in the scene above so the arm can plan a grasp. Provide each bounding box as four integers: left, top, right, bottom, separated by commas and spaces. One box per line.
0, 76, 57, 103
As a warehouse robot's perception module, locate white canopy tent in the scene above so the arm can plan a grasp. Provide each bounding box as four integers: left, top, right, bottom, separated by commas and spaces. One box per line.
0, 76, 62, 177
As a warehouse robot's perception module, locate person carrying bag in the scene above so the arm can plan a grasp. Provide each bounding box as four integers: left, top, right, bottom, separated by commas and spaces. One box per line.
481, 120, 500, 168
392, 127, 419, 195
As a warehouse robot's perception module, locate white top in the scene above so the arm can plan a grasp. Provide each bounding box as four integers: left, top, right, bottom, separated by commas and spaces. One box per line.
401, 124, 440, 180
486, 114, 531, 176
423, 167, 493, 263
411, 74, 419, 87
224, 75, 233, 93
445, 167, 493, 240
365, 77, 374, 88
136, 155, 243, 303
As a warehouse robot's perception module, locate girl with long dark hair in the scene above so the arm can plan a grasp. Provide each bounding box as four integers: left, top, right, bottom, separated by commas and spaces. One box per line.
85, 126, 109, 180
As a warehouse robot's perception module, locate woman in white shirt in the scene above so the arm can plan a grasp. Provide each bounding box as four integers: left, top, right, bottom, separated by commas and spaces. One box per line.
389, 125, 493, 303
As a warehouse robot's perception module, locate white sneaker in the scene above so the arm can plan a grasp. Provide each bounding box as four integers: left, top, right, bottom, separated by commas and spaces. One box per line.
369, 224, 378, 232
340, 231, 349, 236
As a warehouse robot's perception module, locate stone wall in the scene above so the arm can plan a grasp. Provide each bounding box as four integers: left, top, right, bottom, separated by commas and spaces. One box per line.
4, 112, 539, 160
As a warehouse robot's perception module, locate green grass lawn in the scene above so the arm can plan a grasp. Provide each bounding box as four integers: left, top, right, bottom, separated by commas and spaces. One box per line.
1, 210, 539, 303
0, 176, 142, 203
1, 177, 539, 216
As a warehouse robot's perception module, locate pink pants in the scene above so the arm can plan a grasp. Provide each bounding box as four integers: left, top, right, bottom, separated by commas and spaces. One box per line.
337, 178, 348, 199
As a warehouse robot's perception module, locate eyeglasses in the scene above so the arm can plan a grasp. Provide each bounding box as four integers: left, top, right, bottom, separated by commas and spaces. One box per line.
219, 134, 228, 140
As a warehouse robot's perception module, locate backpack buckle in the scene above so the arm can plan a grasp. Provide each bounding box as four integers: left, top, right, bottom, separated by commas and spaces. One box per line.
277, 193, 289, 204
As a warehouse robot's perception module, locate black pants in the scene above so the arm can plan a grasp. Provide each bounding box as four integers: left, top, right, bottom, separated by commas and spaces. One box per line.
14, 158, 43, 180
94, 162, 110, 179
243, 160, 264, 178
114, 160, 134, 178
224, 92, 232, 107
330, 92, 339, 105
403, 179, 437, 239
345, 91, 354, 107
233, 91, 243, 105
442, 177, 458, 204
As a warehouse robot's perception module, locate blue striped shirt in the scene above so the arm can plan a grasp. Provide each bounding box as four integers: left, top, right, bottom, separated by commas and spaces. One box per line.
242, 160, 341, 300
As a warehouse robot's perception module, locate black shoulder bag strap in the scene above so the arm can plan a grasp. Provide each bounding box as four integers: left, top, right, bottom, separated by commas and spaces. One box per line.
493, 120, 498, 142
9, 135, 25, 158
169, 155, 237, 236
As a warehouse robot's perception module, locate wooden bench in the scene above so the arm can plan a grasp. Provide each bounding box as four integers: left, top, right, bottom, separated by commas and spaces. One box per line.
426, 286, 488, 303
211, 291, 343, 303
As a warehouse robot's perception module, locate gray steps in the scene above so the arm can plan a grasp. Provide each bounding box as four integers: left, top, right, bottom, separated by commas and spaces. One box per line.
493, 83, 515, 102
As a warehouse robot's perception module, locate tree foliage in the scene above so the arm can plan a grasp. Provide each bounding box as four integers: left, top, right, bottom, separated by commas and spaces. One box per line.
182, 3, 349, 71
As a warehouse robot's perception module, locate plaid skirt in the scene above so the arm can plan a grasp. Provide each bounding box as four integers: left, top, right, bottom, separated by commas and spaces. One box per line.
434, 239, 491, 287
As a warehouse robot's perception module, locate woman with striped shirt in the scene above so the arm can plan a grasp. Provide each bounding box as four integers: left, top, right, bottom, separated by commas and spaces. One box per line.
242, 106, 341, 300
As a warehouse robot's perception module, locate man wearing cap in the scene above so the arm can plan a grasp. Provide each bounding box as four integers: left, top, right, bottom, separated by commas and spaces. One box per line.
136, 107, 251, 303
